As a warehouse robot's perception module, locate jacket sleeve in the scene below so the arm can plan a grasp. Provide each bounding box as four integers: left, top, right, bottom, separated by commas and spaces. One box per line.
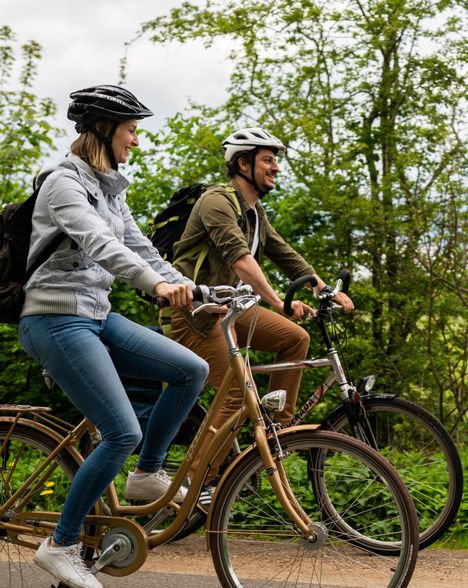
198, 187, 251, 268
42, 170, 191, 295
263, 216, 316, 279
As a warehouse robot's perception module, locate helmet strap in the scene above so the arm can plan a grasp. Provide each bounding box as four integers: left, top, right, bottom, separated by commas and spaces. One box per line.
236, 150, 270, 198
88, 121, 120, 170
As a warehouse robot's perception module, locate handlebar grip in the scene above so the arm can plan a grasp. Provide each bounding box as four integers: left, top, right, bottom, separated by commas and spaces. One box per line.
155, 296, 169, 308
154, 285, 206, 308
283, 275, 318, 317
192, 286, 204, 302
337, 269, 351, 294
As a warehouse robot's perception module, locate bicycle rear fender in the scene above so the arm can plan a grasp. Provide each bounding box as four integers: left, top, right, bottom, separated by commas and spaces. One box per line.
0, 414, 84, 467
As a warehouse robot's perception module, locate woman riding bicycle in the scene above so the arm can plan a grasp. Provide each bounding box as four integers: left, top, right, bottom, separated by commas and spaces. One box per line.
18, 84, 208, 588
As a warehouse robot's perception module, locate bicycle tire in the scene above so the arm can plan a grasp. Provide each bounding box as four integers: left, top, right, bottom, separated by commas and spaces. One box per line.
0, 420, 93, 588
319, 394, 463, 552
209, 427, 419, 588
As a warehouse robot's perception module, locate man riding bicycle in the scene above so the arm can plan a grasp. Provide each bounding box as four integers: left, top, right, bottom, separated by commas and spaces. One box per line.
170, 127, 354, 484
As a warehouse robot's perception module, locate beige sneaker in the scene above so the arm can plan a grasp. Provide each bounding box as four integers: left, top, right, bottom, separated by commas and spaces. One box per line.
34, 536, 102, 588
125, 470, 187, 503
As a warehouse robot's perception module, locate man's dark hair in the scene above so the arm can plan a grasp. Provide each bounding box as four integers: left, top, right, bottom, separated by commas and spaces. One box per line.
226, 150, 256, 178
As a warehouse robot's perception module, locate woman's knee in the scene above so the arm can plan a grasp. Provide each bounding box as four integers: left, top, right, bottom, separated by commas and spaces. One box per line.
184, 354, 209, 387
195, 357, 209, 383
103, 422, 143, 453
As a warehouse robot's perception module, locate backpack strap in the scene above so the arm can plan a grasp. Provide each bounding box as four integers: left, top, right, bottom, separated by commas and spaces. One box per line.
222, 183, 242, 217
172, 183, 243, 282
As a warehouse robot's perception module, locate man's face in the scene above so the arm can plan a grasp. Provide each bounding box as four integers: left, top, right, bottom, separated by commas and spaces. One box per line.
252, 148, 280, 192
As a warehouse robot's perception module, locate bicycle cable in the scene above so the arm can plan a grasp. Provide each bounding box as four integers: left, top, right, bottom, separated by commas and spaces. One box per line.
329, 307, 353, 384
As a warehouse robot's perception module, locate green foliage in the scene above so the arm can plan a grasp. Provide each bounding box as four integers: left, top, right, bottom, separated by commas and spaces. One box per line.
133, 0, 467, 438
0, 26, 63, 201
0, 27, 66, 416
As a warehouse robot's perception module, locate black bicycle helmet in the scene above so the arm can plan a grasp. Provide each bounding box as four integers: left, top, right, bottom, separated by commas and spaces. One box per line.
67, 84, 153, 132
67, 84, 153, 170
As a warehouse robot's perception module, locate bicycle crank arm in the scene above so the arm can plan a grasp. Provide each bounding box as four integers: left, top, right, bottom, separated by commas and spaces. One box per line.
90, 534, 132, 573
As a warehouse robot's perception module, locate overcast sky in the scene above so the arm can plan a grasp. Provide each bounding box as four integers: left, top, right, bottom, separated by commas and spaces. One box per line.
3, 0, 232, 159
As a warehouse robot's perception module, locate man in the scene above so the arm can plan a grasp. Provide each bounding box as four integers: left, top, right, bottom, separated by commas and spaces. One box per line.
170, 127, 353, 483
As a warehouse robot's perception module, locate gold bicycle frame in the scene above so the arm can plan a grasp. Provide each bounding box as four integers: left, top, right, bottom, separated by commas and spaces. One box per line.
0, 291, 315, 564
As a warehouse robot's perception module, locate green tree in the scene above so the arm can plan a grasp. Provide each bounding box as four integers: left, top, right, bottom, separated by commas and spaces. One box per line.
0, 26, 69, 415
0, 26, 63, 200
127, 0, 466, 434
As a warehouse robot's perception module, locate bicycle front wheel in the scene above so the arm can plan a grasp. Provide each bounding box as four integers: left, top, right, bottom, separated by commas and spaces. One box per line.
321, 394, 463, 551
209, 428, 418, 588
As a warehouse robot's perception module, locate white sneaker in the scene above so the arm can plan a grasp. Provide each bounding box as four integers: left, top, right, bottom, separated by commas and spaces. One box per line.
125, 469, 187, 503
34, 536, 102, 588
197, 484, 215, 514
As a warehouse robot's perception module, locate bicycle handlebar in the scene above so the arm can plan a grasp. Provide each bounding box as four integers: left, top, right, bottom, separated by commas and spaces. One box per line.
336, 268, 351, 295
283, 269, 350, 317
156, 284, 250, 310
283, 276, 318, 317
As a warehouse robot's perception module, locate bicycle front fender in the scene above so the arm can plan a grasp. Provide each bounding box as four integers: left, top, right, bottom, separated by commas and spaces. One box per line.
204, 423, 320, 549
319, 393, 397, 430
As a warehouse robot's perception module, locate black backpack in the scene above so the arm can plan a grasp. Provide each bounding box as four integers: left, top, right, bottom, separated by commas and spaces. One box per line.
148, 183, 241, 263
0, 188, 66, 325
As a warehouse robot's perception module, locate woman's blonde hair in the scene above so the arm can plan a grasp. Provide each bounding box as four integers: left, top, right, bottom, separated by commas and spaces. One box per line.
70, 120, 116, 173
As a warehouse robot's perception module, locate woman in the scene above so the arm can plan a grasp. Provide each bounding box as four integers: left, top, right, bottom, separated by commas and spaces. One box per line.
18, 85, 209, 588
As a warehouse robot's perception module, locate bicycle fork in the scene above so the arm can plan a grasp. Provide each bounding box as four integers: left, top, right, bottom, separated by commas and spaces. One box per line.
251, 417, 318, 540
327, 349, 379, 449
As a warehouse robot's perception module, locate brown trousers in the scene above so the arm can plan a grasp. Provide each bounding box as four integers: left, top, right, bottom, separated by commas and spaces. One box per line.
170, 306, 310, 482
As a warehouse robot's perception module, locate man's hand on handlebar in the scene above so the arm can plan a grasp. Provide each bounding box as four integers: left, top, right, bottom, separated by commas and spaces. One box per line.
284, 300, 316, 322
332, 292, 354, 313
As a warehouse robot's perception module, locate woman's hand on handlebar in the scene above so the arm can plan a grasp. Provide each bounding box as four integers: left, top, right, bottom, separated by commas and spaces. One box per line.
153, 282, 193, 309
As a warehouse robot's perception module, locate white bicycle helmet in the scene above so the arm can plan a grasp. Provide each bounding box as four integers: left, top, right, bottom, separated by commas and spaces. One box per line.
222, 127, 285, 162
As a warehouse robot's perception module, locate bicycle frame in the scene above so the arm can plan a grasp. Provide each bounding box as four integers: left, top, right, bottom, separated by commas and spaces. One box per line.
0, 289, 317, 561
251, 349, 353, 428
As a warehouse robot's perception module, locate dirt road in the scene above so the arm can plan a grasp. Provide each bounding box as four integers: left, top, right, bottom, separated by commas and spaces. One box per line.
136, 536, 468, 588
2, 535, 467, 587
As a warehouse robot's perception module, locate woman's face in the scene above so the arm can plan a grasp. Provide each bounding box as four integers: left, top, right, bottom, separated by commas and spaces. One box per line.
112, 119, 139, 164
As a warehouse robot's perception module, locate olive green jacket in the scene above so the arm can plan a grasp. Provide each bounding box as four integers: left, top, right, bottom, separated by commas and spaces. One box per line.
172, 183, 315, 335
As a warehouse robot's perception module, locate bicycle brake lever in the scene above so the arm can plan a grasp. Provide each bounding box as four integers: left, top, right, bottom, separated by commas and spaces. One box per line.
301, 311, 314, 321
192, 303, 225, 316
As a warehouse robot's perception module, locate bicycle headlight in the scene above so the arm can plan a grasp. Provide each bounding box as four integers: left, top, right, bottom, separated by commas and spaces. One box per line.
358, 375, 376, 393
261, 389, 287, 413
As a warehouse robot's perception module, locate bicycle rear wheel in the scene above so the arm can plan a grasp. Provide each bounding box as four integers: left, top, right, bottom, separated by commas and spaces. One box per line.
320, 394, 463, 551
209, 428, 419, 588
0, 420, 85, 588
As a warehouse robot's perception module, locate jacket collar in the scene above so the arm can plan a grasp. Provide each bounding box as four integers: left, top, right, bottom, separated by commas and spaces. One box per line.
65, 153, 130, 195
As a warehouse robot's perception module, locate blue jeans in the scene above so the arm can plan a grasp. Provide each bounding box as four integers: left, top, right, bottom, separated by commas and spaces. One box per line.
18, 312, 208, 546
